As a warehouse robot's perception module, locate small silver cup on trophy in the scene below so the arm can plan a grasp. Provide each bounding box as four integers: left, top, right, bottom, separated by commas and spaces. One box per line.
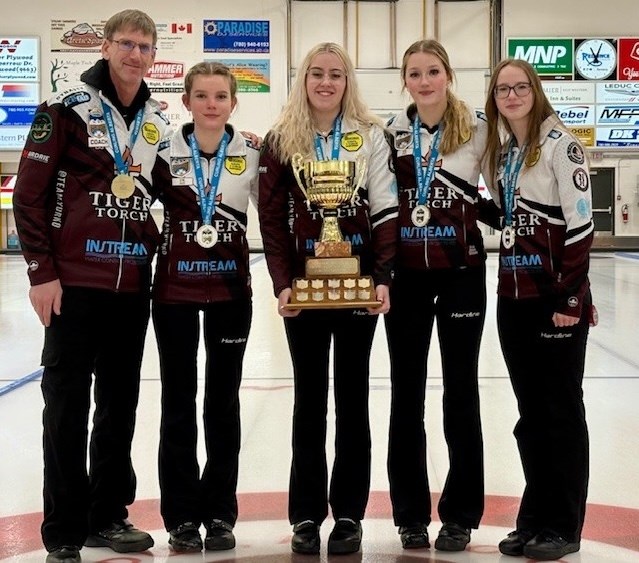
286, 153, 380, 309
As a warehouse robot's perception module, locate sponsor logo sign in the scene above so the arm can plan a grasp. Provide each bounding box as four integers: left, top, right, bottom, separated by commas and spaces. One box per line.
203, 20, 270, 53
617, 38, 639, 81
555, 105, 595, 126
508, 38, 573, 78
596, 105, 639, 125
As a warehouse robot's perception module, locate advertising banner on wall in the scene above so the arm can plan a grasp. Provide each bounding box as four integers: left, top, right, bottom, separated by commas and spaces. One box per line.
0, 37, 39, 151
215, 59, 270, 93
203, 20, 270, 53
509, 36, 639, 149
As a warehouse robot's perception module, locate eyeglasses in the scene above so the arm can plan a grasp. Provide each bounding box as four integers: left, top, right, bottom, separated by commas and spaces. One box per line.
110, 38, 156, 56
307, 69, 346, 83
494, 82, 532, 99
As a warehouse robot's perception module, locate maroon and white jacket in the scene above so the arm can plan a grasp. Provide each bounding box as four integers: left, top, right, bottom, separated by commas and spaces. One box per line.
258, 120, 398, 297
152, 122, 259, 304
386, 104, 489, 271
486, 116, 594, 317
13, 59, 171, 293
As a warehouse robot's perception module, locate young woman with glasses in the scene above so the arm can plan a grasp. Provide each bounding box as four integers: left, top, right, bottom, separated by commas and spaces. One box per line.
483, 57, 595, 561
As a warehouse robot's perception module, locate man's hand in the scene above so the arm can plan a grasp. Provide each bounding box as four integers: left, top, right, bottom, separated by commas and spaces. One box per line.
29, 279, 62, 327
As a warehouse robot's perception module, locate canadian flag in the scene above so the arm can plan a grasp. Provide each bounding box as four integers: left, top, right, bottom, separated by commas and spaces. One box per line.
171, 23, 193, 34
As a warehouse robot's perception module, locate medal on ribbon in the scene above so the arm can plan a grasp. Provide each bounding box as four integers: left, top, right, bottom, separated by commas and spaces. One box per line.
501, 138, 527, 251
412, 117, 441, 227
102, 102, 143, 199
189, 131, 229, 248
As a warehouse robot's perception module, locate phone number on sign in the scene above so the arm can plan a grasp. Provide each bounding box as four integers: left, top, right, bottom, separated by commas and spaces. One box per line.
233, 41, 269, 48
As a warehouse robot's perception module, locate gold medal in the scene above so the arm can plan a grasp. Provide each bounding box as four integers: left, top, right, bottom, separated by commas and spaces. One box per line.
196, 224, 218, 248
111, 174, 135, 199
525, 147, 541, 167
411, 204, 430, 227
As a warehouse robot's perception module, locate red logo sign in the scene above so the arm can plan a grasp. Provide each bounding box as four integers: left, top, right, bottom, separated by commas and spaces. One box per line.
617, 38, 639, 81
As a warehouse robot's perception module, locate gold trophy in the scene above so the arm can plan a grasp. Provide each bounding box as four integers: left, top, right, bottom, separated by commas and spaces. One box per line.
285, 153, 381, 309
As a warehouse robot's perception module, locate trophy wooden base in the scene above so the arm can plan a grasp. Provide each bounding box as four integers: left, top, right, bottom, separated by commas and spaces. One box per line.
283, 254, 381, 310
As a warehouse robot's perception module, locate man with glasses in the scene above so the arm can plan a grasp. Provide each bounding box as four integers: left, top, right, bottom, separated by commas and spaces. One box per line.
13, 9, 171, 563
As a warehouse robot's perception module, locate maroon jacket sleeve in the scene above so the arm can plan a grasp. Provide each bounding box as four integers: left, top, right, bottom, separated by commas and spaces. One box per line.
13, 102, 68, 286
258, 137, 295, 297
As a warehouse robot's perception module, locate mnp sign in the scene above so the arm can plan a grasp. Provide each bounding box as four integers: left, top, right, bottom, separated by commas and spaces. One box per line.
508, 38, 574, 79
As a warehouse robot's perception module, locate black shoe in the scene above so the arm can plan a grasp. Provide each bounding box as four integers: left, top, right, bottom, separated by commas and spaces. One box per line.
84, 519, 154, 553
399, 523, 430, 549
204, 519, 235, 551
327, 518, 362, 555
434, 522, 471, 552
523, 531, 580, 560
168, 522, 202, 552
291, 520, 320, 555
498, 529, 536, 556
46, 546, 81, 563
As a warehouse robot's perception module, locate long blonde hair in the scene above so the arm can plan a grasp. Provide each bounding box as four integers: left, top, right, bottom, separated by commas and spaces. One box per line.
268, 42, 382, 163
483, 58, 560, 183
400, 39, 474, 155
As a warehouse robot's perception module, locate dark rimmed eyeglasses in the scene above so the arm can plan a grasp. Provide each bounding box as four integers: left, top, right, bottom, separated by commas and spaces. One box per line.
494, 82, 532, 99
110, 38, 156, 56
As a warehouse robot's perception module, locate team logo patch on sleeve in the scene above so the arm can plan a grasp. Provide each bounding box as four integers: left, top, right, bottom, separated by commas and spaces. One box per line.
142, 122, 160, 145
225, 156, 246, 175
567, 142, 585, 164
29, 113, 53, 143
341, 132, 363, 151
573, 168, 589, 191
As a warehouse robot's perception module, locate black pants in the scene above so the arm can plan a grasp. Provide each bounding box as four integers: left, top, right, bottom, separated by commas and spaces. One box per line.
40, 287, 150, 551
498, 296, 590, 542
384, 266, 486, 529
153, 299, 252, 531
284, 308, 377, 525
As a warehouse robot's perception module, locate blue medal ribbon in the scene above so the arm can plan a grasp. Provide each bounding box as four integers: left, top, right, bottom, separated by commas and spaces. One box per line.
502, 138, 527, 227
189, 131, 230, 227
412, 116, 442, 206
101, 102, 144, 176
314, 115, 343, 161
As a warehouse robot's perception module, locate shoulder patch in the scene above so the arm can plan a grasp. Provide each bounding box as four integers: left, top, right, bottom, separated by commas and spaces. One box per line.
62, 91, 91, 108
548, 129, 563, 140
475, 110, 487, 122
567, 141, 585, 165
573, 168, 589, 191
29, 113, 53, 143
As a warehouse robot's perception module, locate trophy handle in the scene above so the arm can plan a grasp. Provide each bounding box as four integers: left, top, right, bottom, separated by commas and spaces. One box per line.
292, 153, 311, 204
350, 155, 367, 205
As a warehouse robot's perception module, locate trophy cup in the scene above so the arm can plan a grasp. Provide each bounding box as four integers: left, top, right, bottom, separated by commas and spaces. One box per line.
284, 153, 381, 309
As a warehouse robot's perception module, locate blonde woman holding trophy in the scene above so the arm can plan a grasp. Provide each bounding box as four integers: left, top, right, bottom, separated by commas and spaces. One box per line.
258, 42, 398, 555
